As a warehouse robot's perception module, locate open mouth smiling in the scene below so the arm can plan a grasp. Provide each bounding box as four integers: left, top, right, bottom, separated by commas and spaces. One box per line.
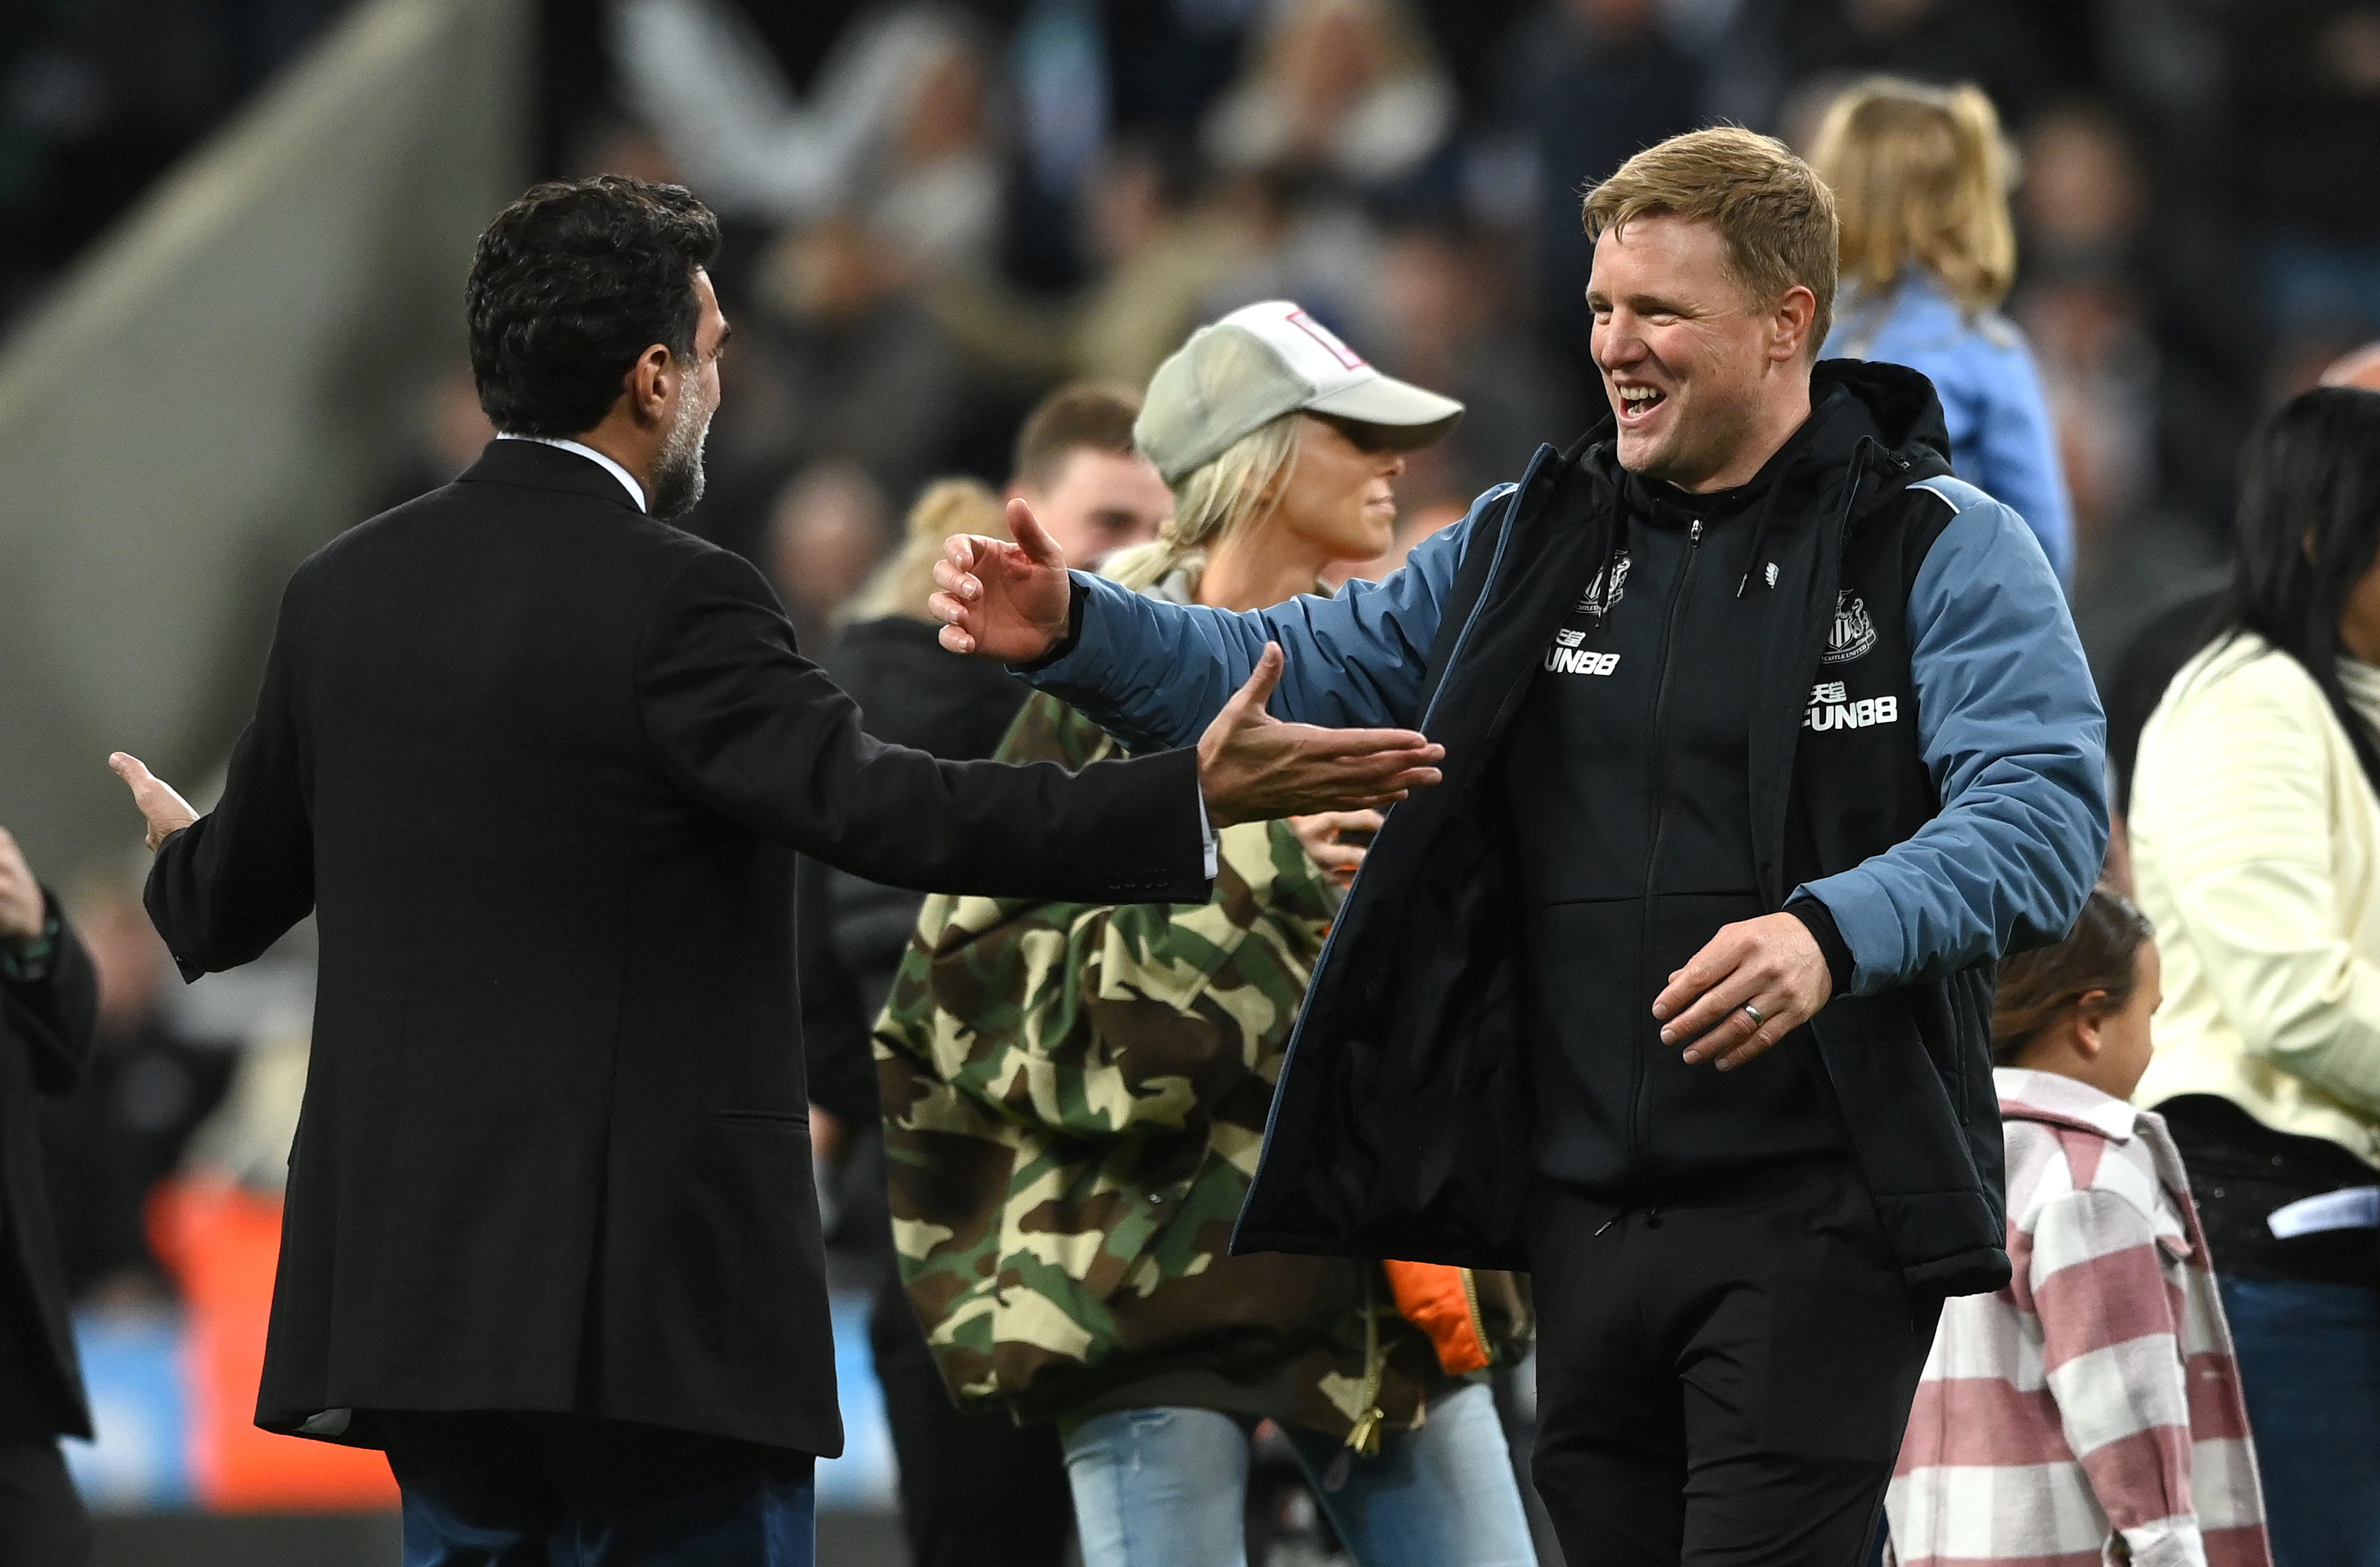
1615, 383, 1668, 425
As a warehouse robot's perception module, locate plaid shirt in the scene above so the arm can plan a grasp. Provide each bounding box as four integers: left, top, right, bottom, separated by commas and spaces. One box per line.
1886, 1069, 2271, 1567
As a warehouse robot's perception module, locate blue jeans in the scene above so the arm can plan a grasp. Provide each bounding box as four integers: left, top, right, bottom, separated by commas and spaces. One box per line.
381, 1411, 816, 1567
2219, 1276, 2380, 1567
1061, 1381, 1536, 1567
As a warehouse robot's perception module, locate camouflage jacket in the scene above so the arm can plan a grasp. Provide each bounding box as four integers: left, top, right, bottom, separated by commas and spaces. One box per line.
875, 656, 1474, 1438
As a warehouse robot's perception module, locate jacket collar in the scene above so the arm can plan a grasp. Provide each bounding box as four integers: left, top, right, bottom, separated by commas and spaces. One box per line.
454, 437, 647, 513
1995, 1066, 2139, 1144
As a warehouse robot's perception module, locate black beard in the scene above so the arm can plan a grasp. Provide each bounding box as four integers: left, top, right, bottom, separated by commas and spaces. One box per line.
649, 445, 706, 520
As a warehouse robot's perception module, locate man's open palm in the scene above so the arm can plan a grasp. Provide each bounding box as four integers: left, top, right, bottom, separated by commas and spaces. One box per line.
932, 497, 1074, 661
1198, 646, 1444, 825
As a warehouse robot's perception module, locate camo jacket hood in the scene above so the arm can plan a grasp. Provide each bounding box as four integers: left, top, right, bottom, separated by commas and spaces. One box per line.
873, 573, 1480, 1438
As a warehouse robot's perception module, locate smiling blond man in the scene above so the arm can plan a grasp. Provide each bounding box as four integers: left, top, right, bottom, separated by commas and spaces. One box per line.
932, 129, 2108, 1566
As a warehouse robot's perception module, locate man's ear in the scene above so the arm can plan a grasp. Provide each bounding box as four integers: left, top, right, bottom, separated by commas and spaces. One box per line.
1771, 285, 1818, 365
621, 342, 675, 425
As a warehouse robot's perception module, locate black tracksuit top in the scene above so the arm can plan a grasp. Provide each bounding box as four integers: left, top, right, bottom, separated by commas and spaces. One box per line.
1505, 422, 1847, 1194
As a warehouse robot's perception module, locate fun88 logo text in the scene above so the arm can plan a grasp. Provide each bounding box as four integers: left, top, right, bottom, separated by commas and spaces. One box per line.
1804, 679, 1898, 731
1545, 628, 1621, 677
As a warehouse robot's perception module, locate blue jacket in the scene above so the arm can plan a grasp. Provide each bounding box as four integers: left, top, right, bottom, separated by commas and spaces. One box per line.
1036, 497, 2102, 1005
1825, 273, 2074, 586
1027, 363, 2107, 1289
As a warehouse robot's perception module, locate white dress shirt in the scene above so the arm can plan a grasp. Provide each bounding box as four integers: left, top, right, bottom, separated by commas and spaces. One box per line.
496, 433, 647, 512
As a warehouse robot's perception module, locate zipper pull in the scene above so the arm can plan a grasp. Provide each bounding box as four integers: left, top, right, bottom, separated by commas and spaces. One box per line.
1689, 519, 1703, 545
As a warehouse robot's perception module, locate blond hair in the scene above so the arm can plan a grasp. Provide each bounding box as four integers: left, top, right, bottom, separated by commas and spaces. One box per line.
837, 476, 1010, 626
1583, 126, 1839, 356
1810, 78, 2016, 314
1107, 409, 1304, 591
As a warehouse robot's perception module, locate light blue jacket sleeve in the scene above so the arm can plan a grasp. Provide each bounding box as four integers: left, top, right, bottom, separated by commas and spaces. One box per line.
1967, 342, 2075, 589
1830, 276, 2076, 589
1021, 485, 1505, 752
1794, 478, 2108, 994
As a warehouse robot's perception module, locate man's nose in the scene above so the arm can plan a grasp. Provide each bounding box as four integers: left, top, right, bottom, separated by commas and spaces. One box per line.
1384, 451, 1407, 479
1595, 315, 1644, 370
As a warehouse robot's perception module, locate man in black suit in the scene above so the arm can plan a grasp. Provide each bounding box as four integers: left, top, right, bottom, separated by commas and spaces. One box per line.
0, 828, 98, 1567
105, 177, 1441, 1567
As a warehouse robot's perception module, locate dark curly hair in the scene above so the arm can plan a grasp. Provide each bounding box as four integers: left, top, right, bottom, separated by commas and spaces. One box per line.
466, 176, 722, 438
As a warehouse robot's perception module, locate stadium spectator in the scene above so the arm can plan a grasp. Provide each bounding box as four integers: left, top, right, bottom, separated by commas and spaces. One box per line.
1886, 886, 2271, 1567
0, 826, 98, 1566
996, 384, 1178, 572
2130, 385, 2380, 1567
1811, 77, 2073, 584
879, 302, 1539, 1567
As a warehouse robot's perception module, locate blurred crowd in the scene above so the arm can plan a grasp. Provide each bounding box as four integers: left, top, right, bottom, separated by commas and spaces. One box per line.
10, 0, 2380, 664
561, 0, 2380, 674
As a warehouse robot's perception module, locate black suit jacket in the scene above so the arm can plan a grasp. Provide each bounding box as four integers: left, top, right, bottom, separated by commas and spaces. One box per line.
145, 440, 1208, 1455
0, 903, 97, 1441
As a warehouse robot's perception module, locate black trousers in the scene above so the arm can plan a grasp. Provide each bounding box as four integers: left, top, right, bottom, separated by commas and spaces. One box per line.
0, 1439, 90, 1567
1527, 1160, 1940, 1567
869, 1279, 1072, 1567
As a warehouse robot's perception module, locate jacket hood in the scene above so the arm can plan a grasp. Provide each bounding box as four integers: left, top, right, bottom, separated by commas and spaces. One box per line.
1814, 357, 1953, 468
1567, 356, 1954, 498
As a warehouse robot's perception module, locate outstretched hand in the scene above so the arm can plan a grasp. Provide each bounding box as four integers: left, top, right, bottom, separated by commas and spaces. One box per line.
109, 753, 198, 852
931, 497, 1074, 662
1196, 645, 1444, 826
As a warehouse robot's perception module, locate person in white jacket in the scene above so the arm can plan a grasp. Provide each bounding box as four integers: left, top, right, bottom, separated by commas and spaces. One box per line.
2130, 384, 2380, 1567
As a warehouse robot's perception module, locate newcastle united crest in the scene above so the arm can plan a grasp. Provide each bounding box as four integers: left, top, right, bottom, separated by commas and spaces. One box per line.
1820, 591, 1878, 664
1574, 552, 1630, 619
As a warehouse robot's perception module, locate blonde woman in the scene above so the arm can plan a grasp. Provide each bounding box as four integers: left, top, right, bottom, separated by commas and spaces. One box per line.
1811, 77, 2074, 584
876, 302, 1536, 1567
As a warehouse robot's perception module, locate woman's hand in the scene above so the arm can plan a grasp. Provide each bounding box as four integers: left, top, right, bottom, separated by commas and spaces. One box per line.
1289, 809, 1385, 889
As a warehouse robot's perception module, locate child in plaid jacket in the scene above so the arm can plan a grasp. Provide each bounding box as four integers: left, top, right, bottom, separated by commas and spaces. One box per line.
1887, 888, 2271, 1567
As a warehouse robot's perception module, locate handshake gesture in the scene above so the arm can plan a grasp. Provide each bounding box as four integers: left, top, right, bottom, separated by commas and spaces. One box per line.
933, 499, 1444, 826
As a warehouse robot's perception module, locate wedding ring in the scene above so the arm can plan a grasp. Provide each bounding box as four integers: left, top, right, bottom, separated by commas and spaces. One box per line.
1740, 1002, 1767, 1028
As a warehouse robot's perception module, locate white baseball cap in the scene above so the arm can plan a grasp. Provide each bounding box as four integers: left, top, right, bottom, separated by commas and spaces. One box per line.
1134, 300, 1465, 485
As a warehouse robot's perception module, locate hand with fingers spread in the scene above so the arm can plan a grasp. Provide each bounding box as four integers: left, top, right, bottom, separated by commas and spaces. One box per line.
108, 753, 199, 852
1288, 808, 1384, 889
0, 828, 46, 943
1651, 911, 1834, 1072
931, 497, 1076, 661
1198, 646, 1443, 826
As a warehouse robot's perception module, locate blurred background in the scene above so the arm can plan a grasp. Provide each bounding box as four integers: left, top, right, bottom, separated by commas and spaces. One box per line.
2, 0, 2376, 1560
